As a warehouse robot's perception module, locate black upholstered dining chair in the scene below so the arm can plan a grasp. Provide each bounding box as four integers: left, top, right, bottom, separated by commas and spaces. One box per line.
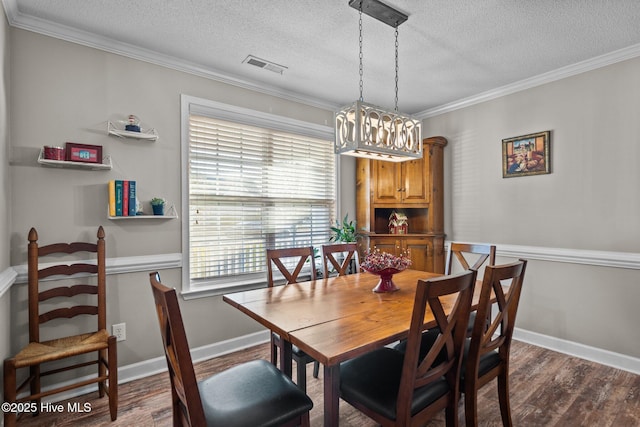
266, 247, 319, 391
462, 259, 527, 427
149, 272, 313, 427
446, 242, 497, 336
339, 269, 477, 426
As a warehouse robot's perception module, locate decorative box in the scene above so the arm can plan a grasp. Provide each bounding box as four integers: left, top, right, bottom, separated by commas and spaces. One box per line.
43, 146, 65, 160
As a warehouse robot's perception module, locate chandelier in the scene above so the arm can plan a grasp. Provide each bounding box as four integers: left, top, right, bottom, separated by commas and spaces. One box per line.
335, 0, 422, 162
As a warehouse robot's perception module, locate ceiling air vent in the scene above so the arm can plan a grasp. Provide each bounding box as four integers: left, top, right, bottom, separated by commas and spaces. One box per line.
243, 55, 287, 74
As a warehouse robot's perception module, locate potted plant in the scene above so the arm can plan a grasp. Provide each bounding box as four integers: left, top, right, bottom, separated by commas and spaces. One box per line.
329, 214, 361, 275
150, 197, 166, 215
330, 214, 359, 243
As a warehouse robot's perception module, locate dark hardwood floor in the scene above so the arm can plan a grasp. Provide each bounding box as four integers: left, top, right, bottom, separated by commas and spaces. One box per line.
14, 340, 640, 426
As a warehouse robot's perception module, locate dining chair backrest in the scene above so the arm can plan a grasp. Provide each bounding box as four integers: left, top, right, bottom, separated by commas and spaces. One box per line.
464, 259, 527, 427
397, 269, 477, 424
150, 272, 206, 426
266, 246, 316, 287
445, 242, 496, 274
322, 243, 359, 277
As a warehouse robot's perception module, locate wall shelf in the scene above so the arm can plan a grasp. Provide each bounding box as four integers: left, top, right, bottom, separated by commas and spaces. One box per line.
108, 214, 177, 220
108, 121, 158, 141
38, 149, 112, 170
107, 204, 177, 220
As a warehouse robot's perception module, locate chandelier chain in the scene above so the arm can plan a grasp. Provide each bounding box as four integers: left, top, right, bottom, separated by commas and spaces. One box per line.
359, 7, 364, 102
394, 26, 399, 112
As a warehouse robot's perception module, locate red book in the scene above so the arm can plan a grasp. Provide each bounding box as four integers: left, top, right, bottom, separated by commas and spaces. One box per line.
123, 180, 129, 216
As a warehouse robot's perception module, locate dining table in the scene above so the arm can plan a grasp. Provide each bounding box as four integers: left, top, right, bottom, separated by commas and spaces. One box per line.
223, 268, 482, 427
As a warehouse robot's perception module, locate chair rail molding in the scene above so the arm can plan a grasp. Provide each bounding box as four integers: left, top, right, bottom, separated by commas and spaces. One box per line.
11, 253, 183, 285
0, 267, 19, 298
445, 241, 640, 270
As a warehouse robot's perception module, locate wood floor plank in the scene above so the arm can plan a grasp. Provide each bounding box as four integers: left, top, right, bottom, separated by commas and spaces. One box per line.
13, 340, 640, 426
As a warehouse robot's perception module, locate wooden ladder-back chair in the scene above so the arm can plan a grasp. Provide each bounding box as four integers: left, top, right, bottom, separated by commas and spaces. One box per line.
339, 269, 477, 426
149, 272, 312, 427
322, 242, 359, 277
3, 227, 117, 427
266, 247, 319, 391
463, 259, 527, 427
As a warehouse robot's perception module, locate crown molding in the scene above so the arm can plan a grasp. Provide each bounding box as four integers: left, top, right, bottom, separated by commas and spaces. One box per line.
416, 42, 640, 119
2, 1, 339, 112
5, 1, 640, 127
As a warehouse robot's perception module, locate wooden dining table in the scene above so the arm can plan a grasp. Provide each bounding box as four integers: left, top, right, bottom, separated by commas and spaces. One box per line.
223, 269, 480, 427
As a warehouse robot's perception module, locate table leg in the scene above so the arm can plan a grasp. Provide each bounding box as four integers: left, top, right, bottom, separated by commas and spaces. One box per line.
280, 339, 293, 378
323, 363, 340, 427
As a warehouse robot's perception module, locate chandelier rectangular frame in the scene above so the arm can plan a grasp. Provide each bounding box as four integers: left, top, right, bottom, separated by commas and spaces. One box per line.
335, 0, 422, 162
335, 100, 422, 162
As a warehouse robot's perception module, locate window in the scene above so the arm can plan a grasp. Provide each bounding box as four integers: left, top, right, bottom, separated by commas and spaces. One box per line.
181, 96, 336, 297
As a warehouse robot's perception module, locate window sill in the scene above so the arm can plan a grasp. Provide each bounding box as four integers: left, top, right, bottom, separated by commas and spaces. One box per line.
181, 281, 267, 300
181, 272, 316, 300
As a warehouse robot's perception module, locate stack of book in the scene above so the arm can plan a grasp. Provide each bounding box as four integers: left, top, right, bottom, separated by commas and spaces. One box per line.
108, 180, 137, 216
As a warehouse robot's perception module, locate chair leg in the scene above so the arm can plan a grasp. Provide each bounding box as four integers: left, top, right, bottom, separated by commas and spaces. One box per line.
464, 386, 479, 427
296, 357, 307, 392
98, 348, 106, 398
30, 364, 41, 415
300, 410, 311, 427
497, 370, 513, 427
107, 337, 118, 421
270, 334, 279, 366
312, 360, 320, 378
4, 359, 17, 427
445, 394, 459, 427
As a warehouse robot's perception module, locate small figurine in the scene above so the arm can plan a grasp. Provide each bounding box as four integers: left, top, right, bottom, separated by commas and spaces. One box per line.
125, 114, 141, 132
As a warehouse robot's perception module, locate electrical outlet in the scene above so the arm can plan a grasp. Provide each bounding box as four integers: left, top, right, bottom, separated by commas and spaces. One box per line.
112, 323, 126, 342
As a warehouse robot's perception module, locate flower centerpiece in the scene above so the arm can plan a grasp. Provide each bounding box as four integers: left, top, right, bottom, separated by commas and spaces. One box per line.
361, 249, 412, 293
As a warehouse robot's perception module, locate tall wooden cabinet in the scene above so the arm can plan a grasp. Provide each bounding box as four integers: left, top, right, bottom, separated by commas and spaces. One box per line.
356, 136, 447, 273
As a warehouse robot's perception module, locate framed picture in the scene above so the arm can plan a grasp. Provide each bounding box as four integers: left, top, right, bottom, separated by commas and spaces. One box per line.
65, 143, 103, 164
502, 131, 550, 178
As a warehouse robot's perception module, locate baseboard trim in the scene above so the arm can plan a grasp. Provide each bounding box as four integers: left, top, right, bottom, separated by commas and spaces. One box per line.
30, 330, 269, 404
514, 328, 640, 375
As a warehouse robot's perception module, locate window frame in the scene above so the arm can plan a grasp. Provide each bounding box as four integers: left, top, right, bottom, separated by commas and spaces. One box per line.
180, 95, 338, 299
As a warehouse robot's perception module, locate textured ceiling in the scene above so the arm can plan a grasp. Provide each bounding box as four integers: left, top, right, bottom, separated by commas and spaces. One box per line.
5, 0, 640, 116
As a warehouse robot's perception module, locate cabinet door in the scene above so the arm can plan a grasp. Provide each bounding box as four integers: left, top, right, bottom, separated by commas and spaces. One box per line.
402, 156, 429, 204
403, 237, 432, 272
372, 161, 403, 204
368, 236, 399, 254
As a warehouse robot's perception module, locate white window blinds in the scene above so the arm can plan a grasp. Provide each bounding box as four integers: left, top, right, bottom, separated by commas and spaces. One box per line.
188, 114, 336, 287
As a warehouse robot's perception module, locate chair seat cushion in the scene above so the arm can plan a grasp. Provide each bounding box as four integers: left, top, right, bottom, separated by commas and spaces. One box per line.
11, 329, 110, 368
340, 347, 449, 420
461, 341, 501, 383
198, 359, 313, 427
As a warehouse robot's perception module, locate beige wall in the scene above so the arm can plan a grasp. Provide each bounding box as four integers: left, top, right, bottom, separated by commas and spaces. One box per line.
0, 3, 11, 401
424, 57, 640, 358
6, 28, 339, 368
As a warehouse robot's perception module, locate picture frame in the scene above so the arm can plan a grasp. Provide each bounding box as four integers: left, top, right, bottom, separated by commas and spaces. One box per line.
65, 142, 103, 164
502, 131, 550, 178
